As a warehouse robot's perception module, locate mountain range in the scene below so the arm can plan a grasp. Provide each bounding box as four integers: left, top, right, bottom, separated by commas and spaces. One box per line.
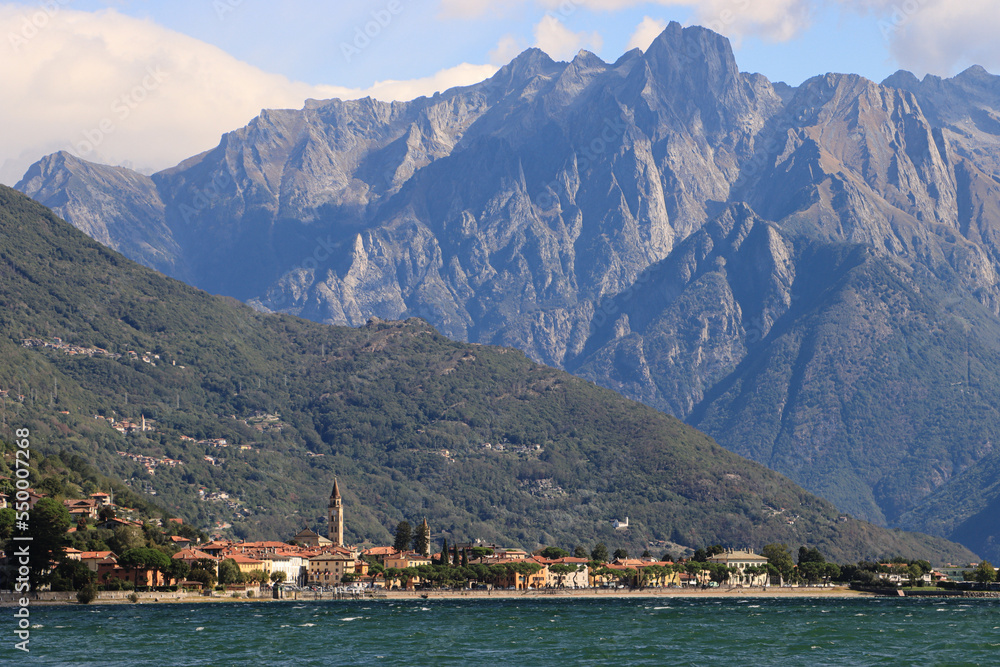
1, 184, 976, 563
16, 22, 1000, 559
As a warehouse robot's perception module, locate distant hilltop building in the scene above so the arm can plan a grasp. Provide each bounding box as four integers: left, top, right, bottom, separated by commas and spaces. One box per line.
614, 517, 629, 530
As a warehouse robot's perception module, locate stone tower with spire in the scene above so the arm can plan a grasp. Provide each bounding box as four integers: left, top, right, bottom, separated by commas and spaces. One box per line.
328, 478, 343, 547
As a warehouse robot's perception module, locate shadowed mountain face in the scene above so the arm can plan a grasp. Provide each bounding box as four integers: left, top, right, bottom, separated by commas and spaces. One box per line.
17, 23, 1000, 557
2, 183, 978, 564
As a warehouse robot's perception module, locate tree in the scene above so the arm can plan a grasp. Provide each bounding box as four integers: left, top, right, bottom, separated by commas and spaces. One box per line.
693, 548, 708, 563
25, 498, 71, 588
591, 542, 609, 563
761, 544, 795, 582
573, 545, 589, 559
218, 558, 244, 586
412, 525, 430, 557
0, 507, 14, 540
798, 546, 825, 564
145, 549, 171, 586
549, 564, 577, 588
393, 521, 412, 553
98, 505, 116, 522
110, 525, 145, 554
168, 559, 190, 584
187, 567, 216, 589
972, 561, 997, 584
470, 547, 494, 559
613, 567, 637, 588
118, 549, 144, 585
641, 550, 652, 559
612, 548, 629, 561
440, 538, 449, 566
76, 582, 99, 604
245, 569, 267, 586
52, 559, 96, 591
270, 571, 287, 584
540, 546, 570, 559
119, 547, 170, 587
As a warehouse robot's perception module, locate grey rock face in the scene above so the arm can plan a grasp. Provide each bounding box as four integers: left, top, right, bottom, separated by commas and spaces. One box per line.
17, 23, 1000, 544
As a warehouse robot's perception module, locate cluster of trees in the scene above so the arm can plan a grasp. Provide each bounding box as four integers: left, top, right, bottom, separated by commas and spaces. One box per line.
0, 485, 204, 595
392, 521, 430, 556
968, 560, 997, 584
840, 557, 933, 587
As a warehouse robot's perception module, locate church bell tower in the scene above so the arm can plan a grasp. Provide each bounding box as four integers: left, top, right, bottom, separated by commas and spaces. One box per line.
329, 478, 343, 547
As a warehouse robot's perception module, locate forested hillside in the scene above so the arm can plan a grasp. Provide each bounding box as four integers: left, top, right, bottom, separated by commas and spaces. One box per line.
0, 185, 974, 563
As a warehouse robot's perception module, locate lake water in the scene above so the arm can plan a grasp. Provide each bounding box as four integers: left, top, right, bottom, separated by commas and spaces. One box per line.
14, 596, 1000, 665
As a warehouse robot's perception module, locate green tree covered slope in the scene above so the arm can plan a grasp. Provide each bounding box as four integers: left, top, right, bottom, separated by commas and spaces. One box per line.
0, 185, 974, 563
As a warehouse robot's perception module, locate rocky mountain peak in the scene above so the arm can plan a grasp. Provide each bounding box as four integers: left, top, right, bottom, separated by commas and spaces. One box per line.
642, 21, 741, 91
17, 24, 1000, 556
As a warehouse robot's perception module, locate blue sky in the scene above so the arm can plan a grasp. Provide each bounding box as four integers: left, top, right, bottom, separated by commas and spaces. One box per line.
2, 0, 997, 184
62, 0, 903, 88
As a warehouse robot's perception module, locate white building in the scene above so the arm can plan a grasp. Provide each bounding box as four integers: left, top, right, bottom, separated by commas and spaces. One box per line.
267, 552, 308, 586
707, 549, 770, 586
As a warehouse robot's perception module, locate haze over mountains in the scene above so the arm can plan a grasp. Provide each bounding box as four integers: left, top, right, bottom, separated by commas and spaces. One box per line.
17, 23, 1000, 559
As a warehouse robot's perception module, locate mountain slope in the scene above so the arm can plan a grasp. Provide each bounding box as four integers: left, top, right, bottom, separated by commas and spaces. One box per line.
16, 23, 1000, 556
0, 184, 974, 563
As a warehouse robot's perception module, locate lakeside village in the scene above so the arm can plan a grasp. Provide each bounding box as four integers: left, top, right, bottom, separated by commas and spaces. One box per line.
5, 478, 1000, 603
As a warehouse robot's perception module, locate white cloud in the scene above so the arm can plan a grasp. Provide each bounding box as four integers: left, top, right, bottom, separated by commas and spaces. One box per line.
626, 16, 668, 51
438, 0, 506, 19
533, 14, 603, 61
355, 63, 499, 102
0, 6, 497, 185
861, 0, 1000, 77
490, 34, 525, 65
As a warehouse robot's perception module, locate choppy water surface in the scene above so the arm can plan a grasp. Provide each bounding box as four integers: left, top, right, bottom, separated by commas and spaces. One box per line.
14, 596, 1000, 665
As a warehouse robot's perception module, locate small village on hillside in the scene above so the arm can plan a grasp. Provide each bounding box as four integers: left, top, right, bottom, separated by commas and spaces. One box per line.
3, 476, 993, 604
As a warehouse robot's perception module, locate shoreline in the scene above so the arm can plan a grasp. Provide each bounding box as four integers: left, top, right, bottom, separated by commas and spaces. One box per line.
7, 585, 879, 607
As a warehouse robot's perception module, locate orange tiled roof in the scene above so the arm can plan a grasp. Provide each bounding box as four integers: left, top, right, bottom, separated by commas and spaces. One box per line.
364, 546, 397, 555
173, 548, 215, 560
225, 553, 264, 565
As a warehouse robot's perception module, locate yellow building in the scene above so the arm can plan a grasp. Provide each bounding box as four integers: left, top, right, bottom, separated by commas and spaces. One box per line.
226, 553, 271, 579
308, 551, 358, 585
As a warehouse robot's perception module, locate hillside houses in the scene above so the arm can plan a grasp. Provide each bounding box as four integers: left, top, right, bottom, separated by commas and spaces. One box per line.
116, 450, 182, 475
